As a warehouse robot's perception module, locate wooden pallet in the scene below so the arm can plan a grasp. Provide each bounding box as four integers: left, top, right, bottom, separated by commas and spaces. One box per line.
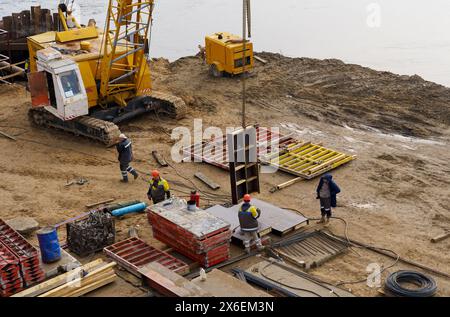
260, 141, 356, 179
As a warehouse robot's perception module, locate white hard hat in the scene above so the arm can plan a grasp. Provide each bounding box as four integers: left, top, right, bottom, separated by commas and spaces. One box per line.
119, 133, 127, 139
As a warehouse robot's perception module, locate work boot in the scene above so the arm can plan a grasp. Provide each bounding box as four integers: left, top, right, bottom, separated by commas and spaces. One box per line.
317, 216, 326, 224
132, 171, 139, 180
120, 177, 129, 183
324, 217, 331, 227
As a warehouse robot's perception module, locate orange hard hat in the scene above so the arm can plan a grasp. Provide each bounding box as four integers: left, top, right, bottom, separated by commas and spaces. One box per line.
151, 170, 160, 178
243, 194, 251, 202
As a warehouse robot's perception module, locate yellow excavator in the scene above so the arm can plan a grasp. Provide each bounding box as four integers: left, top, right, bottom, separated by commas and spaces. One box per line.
26, 0, 186, 146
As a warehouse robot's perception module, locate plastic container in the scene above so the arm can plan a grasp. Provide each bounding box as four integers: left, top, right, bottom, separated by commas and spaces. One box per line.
187, 200, 197, 211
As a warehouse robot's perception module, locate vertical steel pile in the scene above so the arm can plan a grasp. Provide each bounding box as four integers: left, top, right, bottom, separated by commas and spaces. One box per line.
0, 219, 45, 290
147, 198, 232, 268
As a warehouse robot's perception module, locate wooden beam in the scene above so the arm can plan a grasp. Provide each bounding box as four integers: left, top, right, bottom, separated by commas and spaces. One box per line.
254, 55, 268, 65
0, 129, 17, 141
194, 172, 220, 190
12, 259, 104, 297
431, 232, 450, 243
86, 198, 115, 208
39, 262, 117, 297
152, 150, 168, 167
270, 176, 303, 193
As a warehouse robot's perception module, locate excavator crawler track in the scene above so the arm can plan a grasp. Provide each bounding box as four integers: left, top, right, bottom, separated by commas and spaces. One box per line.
148, 91, 187, 120
28, 108, 121, 147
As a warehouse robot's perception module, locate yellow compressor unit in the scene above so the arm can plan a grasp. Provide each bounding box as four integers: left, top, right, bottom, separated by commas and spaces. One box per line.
205, 32, 254, 77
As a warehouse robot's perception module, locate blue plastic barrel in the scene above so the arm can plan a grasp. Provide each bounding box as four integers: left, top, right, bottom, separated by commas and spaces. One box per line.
37, 226, 61, 263
111, 202, 147, 217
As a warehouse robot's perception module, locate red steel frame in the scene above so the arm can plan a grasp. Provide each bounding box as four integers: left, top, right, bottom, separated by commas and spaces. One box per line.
182, 126, 296, 170
104, 237, 189, 277
0, 219, 45, 288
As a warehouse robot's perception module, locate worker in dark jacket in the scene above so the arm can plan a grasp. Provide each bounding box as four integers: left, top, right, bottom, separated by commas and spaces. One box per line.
238, 194, 263, 253
147, 170, 171, 204
316, 173, 341, 224
116, 134, 138, 183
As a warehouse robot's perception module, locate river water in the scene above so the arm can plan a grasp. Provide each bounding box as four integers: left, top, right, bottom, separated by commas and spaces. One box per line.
1, 0, 450, 86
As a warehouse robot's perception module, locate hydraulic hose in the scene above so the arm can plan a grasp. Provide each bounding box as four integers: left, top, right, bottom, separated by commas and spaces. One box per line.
385, 270, 437, 297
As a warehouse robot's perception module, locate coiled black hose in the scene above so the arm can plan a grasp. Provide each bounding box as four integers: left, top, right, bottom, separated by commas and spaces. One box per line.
385, 271, 437, 297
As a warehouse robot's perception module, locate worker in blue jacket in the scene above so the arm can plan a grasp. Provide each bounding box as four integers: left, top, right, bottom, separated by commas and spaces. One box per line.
316, 174, 341, 224
116, 134, 138, 183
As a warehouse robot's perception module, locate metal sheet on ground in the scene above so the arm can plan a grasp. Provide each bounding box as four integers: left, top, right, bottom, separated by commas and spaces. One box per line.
228, 199, 308, 235
247, 260, 355, 297
191, 269, 272, 297
205, 205, 272, 243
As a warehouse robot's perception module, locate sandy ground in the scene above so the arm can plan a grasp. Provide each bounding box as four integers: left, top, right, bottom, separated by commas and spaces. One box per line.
0, 53, 449, 297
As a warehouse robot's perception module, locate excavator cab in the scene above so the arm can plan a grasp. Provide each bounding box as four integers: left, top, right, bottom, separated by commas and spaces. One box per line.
29, 47, 88, 121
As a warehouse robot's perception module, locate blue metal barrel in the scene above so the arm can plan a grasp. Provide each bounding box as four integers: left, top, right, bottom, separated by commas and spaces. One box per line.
37, 226, 61, 263
111, 202, 147, 217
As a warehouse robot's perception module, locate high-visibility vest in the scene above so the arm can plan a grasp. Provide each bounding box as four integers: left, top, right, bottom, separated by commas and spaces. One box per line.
238, 204, 259, 232
150, 178, 169, 203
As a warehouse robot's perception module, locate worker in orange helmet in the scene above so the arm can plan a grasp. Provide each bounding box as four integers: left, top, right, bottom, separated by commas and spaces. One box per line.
238, 194, 264, 253
147, 170, 171, 204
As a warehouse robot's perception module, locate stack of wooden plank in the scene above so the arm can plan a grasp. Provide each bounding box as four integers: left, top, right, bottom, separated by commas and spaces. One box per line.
12, 259, 117, 297
148, 198, 232, 268
0, 242, 24, 297
0, 219, 45, 288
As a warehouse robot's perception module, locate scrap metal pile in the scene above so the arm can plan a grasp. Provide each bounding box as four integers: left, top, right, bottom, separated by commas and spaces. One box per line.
0, 219, 45, 297
67, 210, 115, 256
148, 198, 232, 268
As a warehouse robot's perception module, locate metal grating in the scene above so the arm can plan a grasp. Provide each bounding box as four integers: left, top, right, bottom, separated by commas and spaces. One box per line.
273, 231, 349, 270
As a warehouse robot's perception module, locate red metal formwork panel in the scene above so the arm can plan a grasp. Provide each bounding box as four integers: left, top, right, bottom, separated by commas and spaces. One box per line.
104, 237, 189, 277
0, 219, 45, 287
149, 214, 231, 254
0, 241, 24, 297
153, 229, 230, 268
148, 211, 231, 243
182, 126, 297, 170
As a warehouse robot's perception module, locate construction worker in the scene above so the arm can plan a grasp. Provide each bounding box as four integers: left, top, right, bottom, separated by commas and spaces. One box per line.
116, 134, 138, 183
65, 10, 78, 29
198, 45, 206, 64
238, 194, 263, 253
316, 173, 341, 224
147, 170, 171, 204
